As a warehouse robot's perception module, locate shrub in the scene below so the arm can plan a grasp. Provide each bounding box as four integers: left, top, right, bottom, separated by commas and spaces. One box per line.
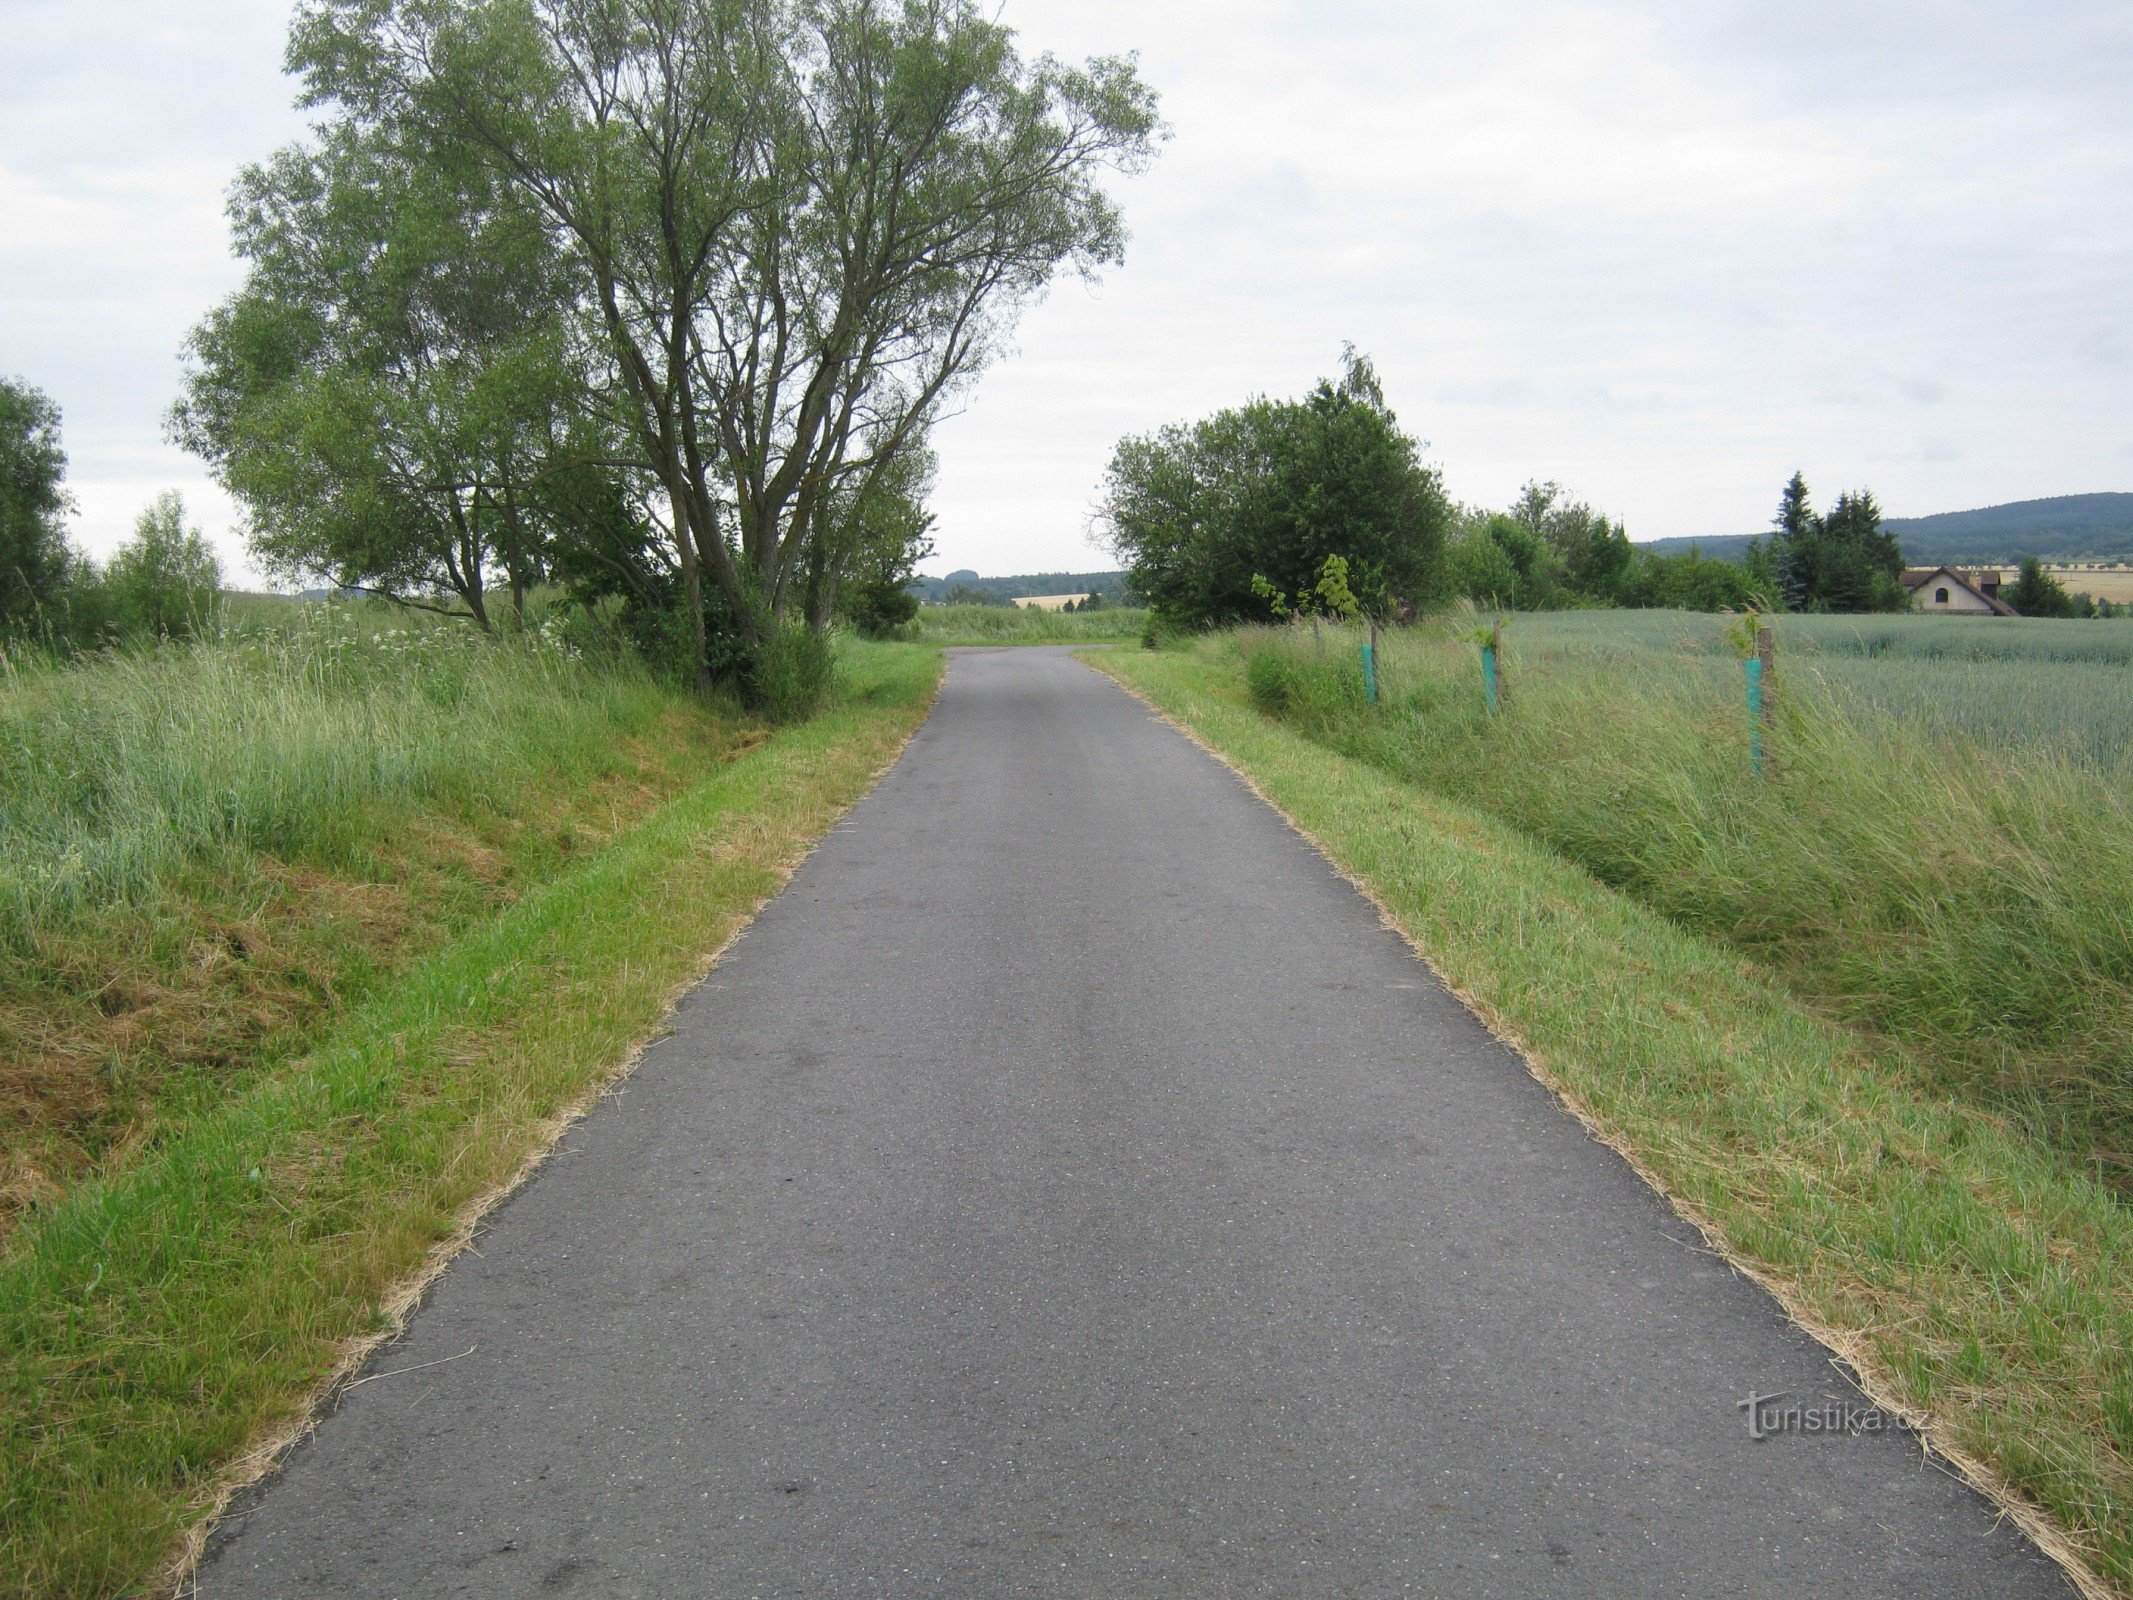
1101, 348, 1450, 627
841, 573, 921, 638
742, 621, 834, 722
101, 492, 223, 641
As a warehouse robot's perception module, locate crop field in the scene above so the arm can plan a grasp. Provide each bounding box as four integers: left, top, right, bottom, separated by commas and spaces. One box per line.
1485, 608, 2133, 766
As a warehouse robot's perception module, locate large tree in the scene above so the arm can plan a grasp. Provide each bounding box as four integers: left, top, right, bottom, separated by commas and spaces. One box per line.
0, 378, 74, 638
290, 0, 1159, 686
174, 116, 608, 629
1100, 350, 1450, 627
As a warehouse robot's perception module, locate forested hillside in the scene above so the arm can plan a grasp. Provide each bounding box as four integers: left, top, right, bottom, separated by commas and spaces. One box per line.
1639, 492, 2133, 565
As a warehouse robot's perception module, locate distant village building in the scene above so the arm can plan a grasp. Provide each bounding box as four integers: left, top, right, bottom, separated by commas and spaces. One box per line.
1011, 593, 1094, 611
1901, 566, 2019, 616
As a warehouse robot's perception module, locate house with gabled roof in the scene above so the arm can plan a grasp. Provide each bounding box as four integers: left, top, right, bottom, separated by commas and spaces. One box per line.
1901, 566, 2020, 616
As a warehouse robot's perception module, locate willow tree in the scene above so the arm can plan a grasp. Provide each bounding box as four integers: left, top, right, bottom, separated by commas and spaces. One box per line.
174, 118, 604, 628
291, 0, 1160, 689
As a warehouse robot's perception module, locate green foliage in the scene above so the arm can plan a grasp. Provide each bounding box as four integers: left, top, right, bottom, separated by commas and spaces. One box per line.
740, 622, 836, 724
1441, 482, 1638, 610
97, 493, 223, 641
1619, 546, 1762, 612
827, 450, 936, 638
1251, 553, 1363, 621
1767, 475, 1906, 613
172, 111, 602, 631
842, 576, 922, 637
1100, 347, 1450, 628
0, 378, 74, 639
282, 0, 1159, 687
2007, 555, 2080, 619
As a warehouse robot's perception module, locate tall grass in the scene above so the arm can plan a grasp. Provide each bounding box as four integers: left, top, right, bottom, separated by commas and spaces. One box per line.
0, 605, 682, 951
1235, 615, 2133, 1173
0, 603, 742, 1226
903, 603, 1148, 644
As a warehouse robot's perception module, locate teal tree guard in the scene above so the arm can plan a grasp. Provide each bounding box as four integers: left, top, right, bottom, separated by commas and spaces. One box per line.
1745, 655, 1765, 775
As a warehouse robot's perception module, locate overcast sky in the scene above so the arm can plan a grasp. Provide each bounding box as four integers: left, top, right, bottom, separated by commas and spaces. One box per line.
4, 1, 2129, 582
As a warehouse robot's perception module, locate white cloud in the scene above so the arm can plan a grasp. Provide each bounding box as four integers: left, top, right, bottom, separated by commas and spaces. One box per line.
2, 0, 2127, 580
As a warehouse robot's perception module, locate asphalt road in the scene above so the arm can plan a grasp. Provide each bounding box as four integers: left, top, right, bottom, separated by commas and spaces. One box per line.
199, 646, 2073, 1598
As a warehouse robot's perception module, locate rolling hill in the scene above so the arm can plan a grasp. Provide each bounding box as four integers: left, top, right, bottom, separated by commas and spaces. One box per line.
1638, 493, 2133, 566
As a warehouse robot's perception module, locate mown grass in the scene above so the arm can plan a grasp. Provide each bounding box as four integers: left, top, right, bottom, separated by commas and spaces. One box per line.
0, 633, 940, 1600
1095, 640, 2133, 1592
0, 605, 736, 1226
903, 602, 1147, 644
1236, 614, 2133, 1179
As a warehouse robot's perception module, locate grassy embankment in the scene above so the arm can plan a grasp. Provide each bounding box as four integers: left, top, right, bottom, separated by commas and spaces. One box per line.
904, 601, 1147, 645
1097, 617, 2133, 1593
0, 609, 940, 1599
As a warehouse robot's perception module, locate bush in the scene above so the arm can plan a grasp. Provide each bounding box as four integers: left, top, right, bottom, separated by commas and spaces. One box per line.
101, 492, 223, 641
0, 378, 73, 641
1102, 348, 1451, 627
841, 573, 921, 638
1140, 610, 1190, 650
741, 621, 834, 722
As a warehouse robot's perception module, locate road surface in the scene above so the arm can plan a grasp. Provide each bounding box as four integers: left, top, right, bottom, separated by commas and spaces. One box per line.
199, 646, 2072, 1598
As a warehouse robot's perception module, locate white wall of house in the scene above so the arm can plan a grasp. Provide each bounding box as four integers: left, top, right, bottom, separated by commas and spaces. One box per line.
1908, 571, 1997, 614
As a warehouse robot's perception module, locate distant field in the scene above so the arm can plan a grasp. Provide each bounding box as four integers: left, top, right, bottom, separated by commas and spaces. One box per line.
903, 603, 1148, 645
2052, 567, 2133, 603
1491, 608, 2133, 766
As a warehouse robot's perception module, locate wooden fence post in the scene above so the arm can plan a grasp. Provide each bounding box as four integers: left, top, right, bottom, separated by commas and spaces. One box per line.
1756, 624, 1775, 717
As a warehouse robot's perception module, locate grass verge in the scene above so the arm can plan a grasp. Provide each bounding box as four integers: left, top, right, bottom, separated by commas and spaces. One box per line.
1092, 641, 2133, 1597
1, 608, 736, 1226
1238, 617, 2133, 1180
0, 640, 940, 1600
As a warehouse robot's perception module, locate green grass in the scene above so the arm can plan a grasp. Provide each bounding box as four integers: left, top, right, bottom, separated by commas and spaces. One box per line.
0, 604, 741, 1225
1095, 640, 2133, 1593
1237, 616, 2133, 1176
0, 633, 940, 1599
0, 604, 683, 946
1497, 608, 2133, 764
902, 602, 1147, 644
